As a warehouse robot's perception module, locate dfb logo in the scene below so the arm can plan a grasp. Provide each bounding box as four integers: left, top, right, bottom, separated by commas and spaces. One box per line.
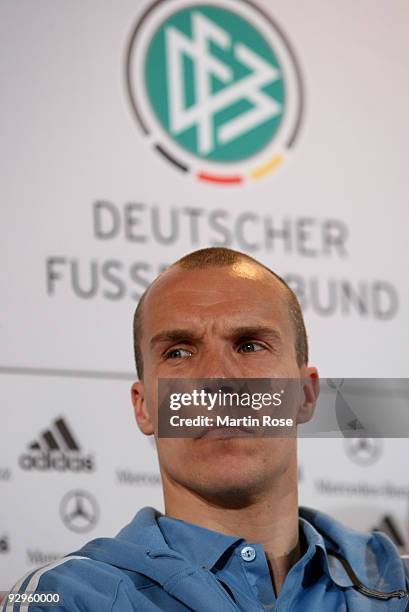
126, 0, 304, 185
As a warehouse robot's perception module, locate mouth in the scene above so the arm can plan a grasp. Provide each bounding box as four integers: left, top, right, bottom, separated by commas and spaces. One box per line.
196, 426, 255, 440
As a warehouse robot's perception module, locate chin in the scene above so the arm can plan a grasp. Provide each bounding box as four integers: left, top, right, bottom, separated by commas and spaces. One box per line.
185, 460, 271, 507
192, 478, 266, 509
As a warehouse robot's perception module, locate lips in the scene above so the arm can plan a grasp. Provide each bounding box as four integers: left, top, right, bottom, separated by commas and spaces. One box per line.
197, 426, 255, 440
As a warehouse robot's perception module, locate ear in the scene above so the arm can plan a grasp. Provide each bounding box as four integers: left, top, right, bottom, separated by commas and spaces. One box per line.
296, 367, 320, 424
131, 381, 155, 436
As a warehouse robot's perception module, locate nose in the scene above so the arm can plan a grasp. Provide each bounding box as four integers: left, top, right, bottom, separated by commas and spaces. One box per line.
194, 348, 240, 380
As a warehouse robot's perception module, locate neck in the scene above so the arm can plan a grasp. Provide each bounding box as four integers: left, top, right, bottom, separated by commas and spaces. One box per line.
162, 467, 301, 595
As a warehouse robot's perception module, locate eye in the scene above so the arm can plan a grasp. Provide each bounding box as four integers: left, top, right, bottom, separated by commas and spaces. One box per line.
165, 347, 192, 359
238, 341, 264, 353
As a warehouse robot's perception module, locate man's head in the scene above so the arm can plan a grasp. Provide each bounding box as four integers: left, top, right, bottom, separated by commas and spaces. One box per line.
133, 247, 308, 380
131, 247, 319, 508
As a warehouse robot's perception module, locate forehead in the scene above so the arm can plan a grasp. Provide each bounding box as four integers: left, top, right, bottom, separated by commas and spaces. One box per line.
141, 263, 291, 337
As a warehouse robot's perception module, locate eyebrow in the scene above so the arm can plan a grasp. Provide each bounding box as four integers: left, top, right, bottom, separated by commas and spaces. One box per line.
229, 326, 282, 344
149, 329, 202, 350
149, 326, 282, 350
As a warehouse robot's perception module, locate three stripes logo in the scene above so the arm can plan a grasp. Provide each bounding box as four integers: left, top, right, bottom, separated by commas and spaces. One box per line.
19, 417, 95, 472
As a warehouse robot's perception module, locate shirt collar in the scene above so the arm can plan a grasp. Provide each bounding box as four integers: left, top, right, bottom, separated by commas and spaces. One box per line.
120, 505, 399, 593
156, 510, 340, 578
298, 514, 353, 586
299, 505, 401, 590
156, 508, 374, 590
157, 513, 244, 570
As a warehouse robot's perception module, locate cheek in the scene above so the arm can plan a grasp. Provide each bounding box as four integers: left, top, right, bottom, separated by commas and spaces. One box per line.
252, 358, 300, 378
157, 440, 192, 473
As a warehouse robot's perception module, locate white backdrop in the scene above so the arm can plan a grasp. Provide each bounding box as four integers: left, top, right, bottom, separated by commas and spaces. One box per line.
1, 0, 408, 591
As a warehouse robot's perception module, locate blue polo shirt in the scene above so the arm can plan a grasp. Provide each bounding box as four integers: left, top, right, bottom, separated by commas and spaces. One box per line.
4, 506, 408, 611
157, 511, 407, 611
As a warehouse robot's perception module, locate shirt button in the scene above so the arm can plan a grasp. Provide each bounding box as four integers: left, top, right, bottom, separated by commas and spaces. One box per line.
241, 546, 256, 562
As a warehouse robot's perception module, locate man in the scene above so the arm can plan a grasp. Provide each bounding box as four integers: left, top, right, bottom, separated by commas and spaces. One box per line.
4, 248, 408, 611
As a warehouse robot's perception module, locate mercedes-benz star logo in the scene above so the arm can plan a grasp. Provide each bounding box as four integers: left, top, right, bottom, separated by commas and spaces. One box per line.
60, 489, 99, 533
343, 437, 382, 466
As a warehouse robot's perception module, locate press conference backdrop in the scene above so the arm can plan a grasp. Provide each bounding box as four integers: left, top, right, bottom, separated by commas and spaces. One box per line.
1, 0, 409, 590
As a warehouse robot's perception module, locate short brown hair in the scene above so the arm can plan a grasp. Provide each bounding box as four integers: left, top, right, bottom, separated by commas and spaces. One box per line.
133, 247, 308, 379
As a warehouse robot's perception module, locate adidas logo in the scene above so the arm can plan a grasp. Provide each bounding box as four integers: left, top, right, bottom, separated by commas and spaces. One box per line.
19, 417, 95, 472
